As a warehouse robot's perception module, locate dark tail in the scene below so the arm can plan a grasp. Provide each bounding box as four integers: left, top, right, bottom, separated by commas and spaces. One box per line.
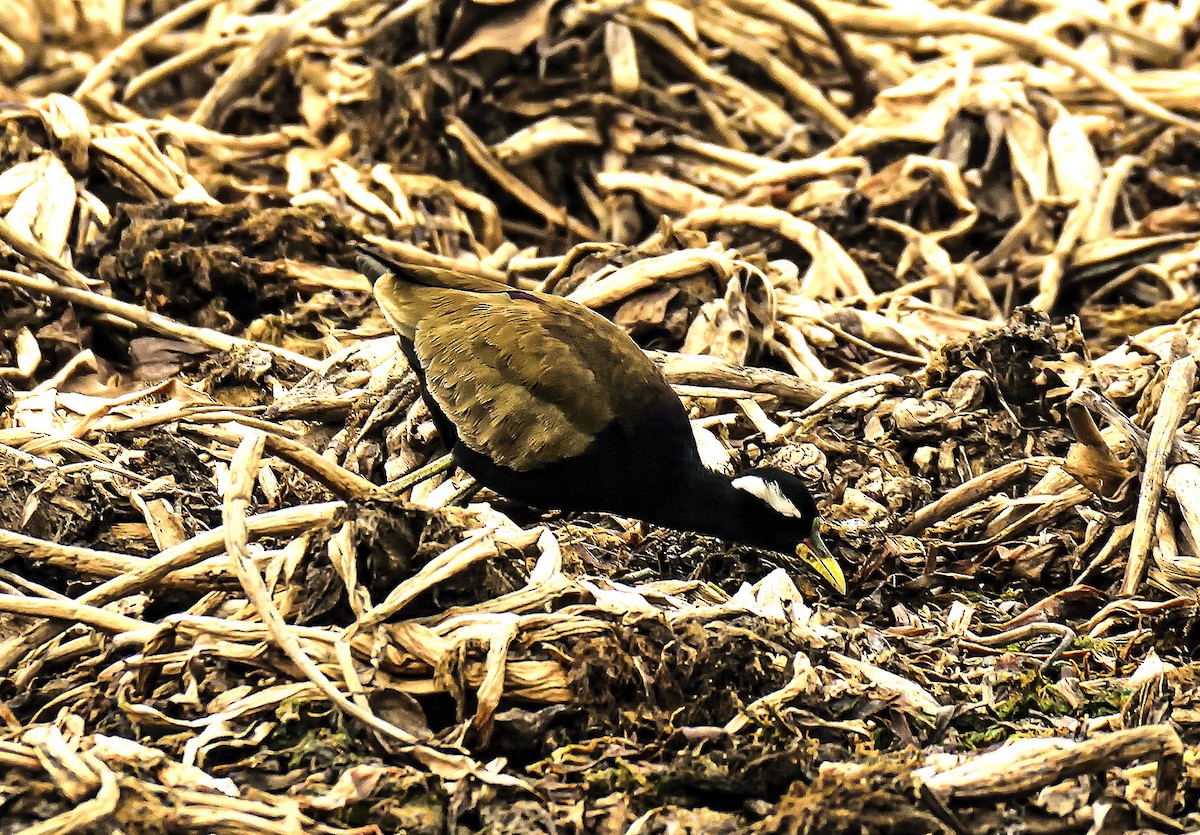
354, 244, 409, 285
352, 243, 511, 293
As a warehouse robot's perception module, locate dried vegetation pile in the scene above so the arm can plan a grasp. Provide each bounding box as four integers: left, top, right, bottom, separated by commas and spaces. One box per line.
1, 0, 1200, 832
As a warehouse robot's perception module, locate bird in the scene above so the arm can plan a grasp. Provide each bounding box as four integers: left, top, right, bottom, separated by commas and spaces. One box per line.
357, 247, 846, 594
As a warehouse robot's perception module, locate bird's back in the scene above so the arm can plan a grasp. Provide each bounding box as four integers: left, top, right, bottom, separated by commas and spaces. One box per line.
364, 250, 701, 484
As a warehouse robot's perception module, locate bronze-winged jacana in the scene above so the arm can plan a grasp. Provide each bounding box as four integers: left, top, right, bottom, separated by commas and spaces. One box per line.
357, 248, 846, 594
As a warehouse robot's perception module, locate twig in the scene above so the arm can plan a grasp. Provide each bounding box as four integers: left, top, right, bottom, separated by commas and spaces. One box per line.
0, 502, 344, 673
223, 432, 423, 746
185, 423, 381, 500
0, 269, 321, 371
1122, 356, 1197, 595
903, 458, 1060, 535
794, 373, 903, 419
919, 724, 1183, 814
73, 0, 228, 98
804, 0, 1200, 132
380, 454, 457, 497
648, 350, 832, 407
0, 594, 146, 634
679, 205, 872, 297
445, 117, 599, 241
0, 529, 149, 581
0, 218, 92, 291
961, 622, 1076, 671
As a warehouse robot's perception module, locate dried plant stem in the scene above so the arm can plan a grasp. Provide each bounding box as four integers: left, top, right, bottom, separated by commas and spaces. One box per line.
223, 431, 422, 745
1166, 464, 1200, 550
444, 477, 482, 507
903, 458, 1059, 535
0, 269, 321, 371
649, 350, 831, 407
787, 0, 1200, 131
20, 750, 120, 835
1122, 356, 1198, 595
961, 622, 1075, 670
187, 424, 380, 500
0, 529, 149, 580
1073, 522, 1135, 587
0, 502, 344, 673
0, 218, 92, 290
124, 35, 256, 100
363, 235, 509, 283
355, 526, 543, 629
920, 724, 1182, 814
73, 0, 228, 98
795, 373, 903, 419
445, 117, 599, 240
679, 205, 872, 296
0, 594, 146, 634
0, 741, 39, 771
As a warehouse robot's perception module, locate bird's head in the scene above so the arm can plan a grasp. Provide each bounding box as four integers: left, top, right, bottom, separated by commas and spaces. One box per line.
729, 467, 846, 594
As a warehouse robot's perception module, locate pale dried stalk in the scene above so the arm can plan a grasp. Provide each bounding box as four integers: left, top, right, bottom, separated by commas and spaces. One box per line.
138, 784, 317, 834
21, 750, 119, 835
984, 465, 1079, 537
830, 651, 942, 715
0, 740, 39, 770
626, 18, 799, 141
903, 457, 1059, 535
649, 350, 831, 407
190, 0, 358, 127
356, 526, 542, 629
727, 652, 820, 733
0, 502, 344, 672
0, 529, 149, 581
186, 423, 380, 500
794, 373, 903, 419
124, 35, 257, 101
445, 116, 599, 240
74, 0, 228, 98
100, 404, 281, 435
679, 205, 872, 297
0, 269, 321, 370
802, 0, 1200, 131
918, 724, 1182, 814
1123, 356, 1197, 595
223, 431, 422, 746
0, 217, 93, 290
1166, 464, 1200, 553
362, 235, 509, 283
691, 11, 852, 135
961, 622, 1075, 670
0, 593, 146, 634
565, 249, 735, 307
971, 484, 1092, 547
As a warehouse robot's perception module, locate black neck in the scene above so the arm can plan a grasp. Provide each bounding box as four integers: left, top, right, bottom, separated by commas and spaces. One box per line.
629, 464, 812, 557
636, 465, 754, 545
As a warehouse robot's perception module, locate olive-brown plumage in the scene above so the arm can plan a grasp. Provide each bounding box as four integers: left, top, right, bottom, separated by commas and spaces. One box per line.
376, 269, 671, 472
360, 248, 845, 593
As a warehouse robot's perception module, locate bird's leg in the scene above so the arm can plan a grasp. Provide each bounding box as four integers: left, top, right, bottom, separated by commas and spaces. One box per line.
445, 478, 482, 507
381, 454, 456, 496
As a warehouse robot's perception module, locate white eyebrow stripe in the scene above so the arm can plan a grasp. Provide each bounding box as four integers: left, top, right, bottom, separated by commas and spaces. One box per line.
731, 475, 805, 519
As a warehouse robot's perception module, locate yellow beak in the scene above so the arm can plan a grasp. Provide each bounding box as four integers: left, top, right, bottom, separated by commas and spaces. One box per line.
796, 520, 847, 595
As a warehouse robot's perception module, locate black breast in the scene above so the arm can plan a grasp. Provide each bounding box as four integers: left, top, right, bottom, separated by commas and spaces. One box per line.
447, 384, 702, 517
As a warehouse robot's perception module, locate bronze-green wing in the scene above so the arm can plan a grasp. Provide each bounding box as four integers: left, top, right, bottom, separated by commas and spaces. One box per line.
372, 267, 676, 472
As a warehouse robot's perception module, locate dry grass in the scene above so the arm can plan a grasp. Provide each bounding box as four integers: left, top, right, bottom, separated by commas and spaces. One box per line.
0, 0, 1198, 831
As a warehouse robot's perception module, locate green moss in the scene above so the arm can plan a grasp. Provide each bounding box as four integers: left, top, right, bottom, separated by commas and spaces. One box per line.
959, 726, 1007, 749
993, 670, 1070, 719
